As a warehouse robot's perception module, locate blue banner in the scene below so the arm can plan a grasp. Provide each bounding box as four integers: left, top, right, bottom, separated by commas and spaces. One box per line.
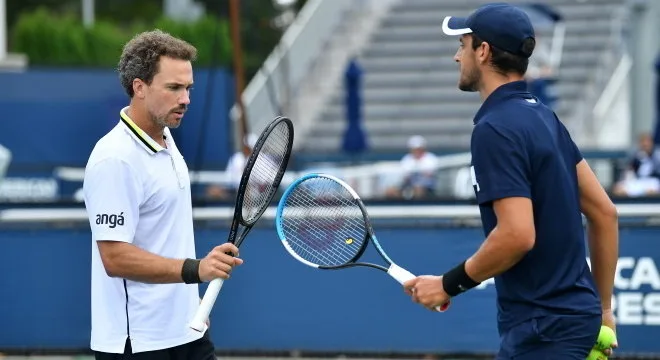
0, 224, 658, 355
0, 68, 235, 172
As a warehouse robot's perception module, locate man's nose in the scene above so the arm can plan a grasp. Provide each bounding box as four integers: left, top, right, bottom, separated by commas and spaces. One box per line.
180, 91, 191, 105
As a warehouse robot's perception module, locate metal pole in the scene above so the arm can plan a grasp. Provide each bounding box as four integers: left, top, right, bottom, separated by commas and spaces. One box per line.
229, 0, 249, 156
0, 0, 6, 60
82, 0, 95, 28
629, 0, 660, 142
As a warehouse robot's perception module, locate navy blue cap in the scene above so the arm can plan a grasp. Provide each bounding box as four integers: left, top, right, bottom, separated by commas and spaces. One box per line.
442, 2, 535, 58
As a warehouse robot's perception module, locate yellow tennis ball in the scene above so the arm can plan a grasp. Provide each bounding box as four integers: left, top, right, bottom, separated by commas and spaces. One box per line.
595, 325, 616, 350
587, 348, 608, 360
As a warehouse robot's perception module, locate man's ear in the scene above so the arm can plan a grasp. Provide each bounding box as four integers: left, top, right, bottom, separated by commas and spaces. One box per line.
476, 42, 491, 65
133, 79, 146, 99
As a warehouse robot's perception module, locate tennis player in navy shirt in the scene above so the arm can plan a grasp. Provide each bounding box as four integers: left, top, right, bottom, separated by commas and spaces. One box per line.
403, 3, 620, 359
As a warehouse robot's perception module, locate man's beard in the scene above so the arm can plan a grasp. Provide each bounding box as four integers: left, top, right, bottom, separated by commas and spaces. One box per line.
154, 114, 181, 129
458, 66, 481, 92
152, 107, 186, 129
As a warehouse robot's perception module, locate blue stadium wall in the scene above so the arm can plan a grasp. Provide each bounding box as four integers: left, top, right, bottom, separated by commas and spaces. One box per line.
0, 222, 659, 355
0, 68, 236, 173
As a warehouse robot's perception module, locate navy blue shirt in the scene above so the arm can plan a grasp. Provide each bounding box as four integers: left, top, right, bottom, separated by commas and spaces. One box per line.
470, 81, 601, 333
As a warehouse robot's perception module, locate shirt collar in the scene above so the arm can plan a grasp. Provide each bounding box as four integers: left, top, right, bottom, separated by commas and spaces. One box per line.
119, 106, 165, 155
473, 80, 530, 125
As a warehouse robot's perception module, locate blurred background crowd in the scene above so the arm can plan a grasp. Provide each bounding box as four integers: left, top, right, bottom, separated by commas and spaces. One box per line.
1, 0, 660, 205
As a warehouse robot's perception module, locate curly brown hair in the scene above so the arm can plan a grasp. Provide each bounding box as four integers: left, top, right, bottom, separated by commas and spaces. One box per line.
118, 30, 198, 97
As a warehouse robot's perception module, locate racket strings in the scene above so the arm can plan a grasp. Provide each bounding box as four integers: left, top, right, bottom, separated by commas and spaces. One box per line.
282, 213, 357, 267
284, 196, 358, 266
243, 122, 291, 223
280, 177, 367, 267
289, 199, 365, 265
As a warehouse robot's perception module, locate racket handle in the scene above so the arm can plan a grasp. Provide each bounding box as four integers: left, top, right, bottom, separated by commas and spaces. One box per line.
438, 301, 450, 312
387, 263, 451, 312
189, 278, 224, 332
387, 263, 416, 284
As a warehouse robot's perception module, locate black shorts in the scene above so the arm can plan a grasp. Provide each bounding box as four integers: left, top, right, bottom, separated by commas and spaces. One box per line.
94, 332, 215, 360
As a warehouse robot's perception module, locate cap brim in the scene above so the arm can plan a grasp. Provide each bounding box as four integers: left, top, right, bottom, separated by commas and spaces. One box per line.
442, 16, 473, 36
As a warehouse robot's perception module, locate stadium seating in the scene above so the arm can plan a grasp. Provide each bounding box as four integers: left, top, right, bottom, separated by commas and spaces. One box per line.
302, 0, 627, 154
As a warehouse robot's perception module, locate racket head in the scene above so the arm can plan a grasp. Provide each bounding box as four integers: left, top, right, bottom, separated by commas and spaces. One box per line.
191, 117, 292, 331
230, 116, 293, 244
275, 173, 381, 269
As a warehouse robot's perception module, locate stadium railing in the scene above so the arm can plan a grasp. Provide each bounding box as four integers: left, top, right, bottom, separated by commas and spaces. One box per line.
227, 0, 355, 146
48, 149, 627, 203
2, 202, 660, 225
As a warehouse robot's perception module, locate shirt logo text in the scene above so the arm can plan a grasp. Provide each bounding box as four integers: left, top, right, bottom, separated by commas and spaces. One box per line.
96, 212, 125, 228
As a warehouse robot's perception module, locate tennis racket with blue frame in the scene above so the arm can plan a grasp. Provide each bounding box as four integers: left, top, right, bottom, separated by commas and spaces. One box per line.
274, 173, 449, 311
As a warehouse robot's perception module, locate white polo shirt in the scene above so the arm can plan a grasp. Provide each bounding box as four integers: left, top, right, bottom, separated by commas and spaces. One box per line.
83, 107, 203, 354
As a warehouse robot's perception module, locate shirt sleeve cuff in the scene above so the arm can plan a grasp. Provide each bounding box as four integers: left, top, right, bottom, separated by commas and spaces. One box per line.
92, 231, 134, 243
476, 189, 531, 204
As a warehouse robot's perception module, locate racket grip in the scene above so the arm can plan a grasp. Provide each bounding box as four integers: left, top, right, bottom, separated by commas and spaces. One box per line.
387, 263, 451, 313
189, 278, 224, 332
387, 263, 416, 284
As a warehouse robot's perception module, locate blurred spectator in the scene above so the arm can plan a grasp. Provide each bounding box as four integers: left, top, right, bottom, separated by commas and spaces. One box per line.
526, 36, 553, 80
612, 133, 660, 197
0, 143, 11, 186
385, 135, 438, 200
525, 36, 557, 109
206, 133, 258, 200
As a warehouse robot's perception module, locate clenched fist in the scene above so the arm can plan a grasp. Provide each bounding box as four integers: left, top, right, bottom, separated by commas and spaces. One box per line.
404, 275, 451, 312
198, 243, 244, 282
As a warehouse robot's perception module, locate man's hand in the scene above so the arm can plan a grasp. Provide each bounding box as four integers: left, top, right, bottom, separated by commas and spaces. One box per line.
403, 275, 450, 311
601, 309, 618, 356
198, 243, 244, 282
